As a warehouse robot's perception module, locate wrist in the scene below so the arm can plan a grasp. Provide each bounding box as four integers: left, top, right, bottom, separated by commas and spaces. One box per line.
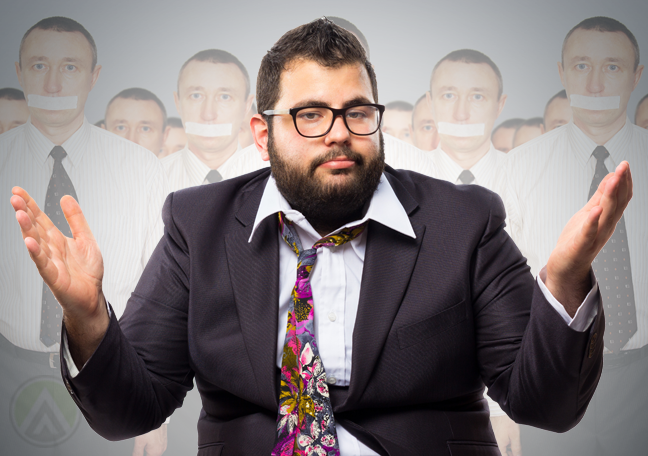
544, 264, 591, 318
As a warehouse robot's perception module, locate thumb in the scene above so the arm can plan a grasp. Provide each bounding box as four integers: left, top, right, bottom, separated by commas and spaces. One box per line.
60, 196, 95, 242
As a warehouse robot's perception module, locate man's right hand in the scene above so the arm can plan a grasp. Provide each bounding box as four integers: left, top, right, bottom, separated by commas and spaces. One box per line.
10, 186, 109, 367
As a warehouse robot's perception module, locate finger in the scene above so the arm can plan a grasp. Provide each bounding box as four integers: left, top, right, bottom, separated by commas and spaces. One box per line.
20, 222, 61, 287
12, 186, 55, 232
613, 161, 632, 218
131, 438, 145, 456
584, 172, 614, 210
573, 205, 602, 254
60, 195, 95, 242
12, 197, 55, 260
596, 173, 621, 237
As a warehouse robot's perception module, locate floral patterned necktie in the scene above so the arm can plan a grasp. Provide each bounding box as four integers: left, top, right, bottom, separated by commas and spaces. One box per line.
272, 212, 367, 456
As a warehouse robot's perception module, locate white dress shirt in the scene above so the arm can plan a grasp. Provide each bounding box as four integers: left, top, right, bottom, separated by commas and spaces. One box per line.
432, 143, 507, 190
225, 132, 437, 177
503, 119, 648, 352
0, 118, 168, 351
161, 144, 242, 192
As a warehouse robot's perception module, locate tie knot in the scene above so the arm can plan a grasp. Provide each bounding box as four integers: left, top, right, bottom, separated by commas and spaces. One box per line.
592, 146, 609, 163
206, 169, 222, 184
50, 146, 67, 162
458, 169, 475, 185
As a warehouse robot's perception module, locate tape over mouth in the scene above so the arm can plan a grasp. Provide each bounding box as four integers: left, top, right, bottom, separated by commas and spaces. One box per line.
570, 95, 620, 111
437, 122, 485, 137
27, 95, 78, 110
184, 122, 232, 137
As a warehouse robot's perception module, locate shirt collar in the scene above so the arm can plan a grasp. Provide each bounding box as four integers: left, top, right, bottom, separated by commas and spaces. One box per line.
434, 143, 499, 185
566, 117, 633, 166
183, 142, 244, 183
25, 116, 91, 167
249, 173, 416, 243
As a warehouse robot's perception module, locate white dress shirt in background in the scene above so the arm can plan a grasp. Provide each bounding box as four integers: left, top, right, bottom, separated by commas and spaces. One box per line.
225, 133, 437, 178
0, 118, 168, 351
504, 119, 647, 352
432, 143, 506, 191
161, 144, 242, 192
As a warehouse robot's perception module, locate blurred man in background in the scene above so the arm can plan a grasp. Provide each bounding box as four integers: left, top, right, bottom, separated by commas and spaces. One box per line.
238, 101, 256, 149
162, 49, 254, 190
491, 117, 524, 152
504, 16, 647, 456
159, 116, 186, 158
409, 94, 439, 151
543, 89, 572, 131
104, 87, 168, 156
328, 16, 370, 58
635, 94, 648, 129
512, 117, 544, 148
428, 48, 521, 456
381, 100, 413, 143
0, 16, 168, 456
0, 87, 29, 134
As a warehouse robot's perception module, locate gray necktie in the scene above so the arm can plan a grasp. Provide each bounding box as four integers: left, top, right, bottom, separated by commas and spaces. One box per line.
40, 146, 78, 347
458, 170, 475, 185
206, 169, 222, 184
589, 146, 636, 352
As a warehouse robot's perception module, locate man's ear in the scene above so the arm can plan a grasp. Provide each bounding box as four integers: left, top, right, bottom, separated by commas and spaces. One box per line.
245, 94, 255, 115
426, 91, 435, 120
90, 65, 102, 90
558, 61, 566, 89
250, 114, 270, 161
173, 91, 181, 117
497, 93, 508, 118
15, 62, 23, 90
163, 125, 171, 142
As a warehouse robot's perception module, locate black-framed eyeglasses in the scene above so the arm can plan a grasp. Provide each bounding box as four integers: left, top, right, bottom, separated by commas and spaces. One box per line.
263, 103, 385, 138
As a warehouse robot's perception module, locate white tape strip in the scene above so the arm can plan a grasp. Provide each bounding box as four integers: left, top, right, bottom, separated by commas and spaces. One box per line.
27, 94, 78, 110
570, 95, 620, 111
184, 122, 232, 137
437, 122, 485, 137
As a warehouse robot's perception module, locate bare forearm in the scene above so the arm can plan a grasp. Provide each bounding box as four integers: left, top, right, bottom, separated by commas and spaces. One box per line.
64, 292, 110, 368
544, 265, 592, 318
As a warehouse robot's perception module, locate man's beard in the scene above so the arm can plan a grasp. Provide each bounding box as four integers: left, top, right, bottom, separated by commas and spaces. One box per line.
268, 131, 385, 234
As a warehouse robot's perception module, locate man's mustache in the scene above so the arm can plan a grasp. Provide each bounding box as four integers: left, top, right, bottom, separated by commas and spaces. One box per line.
309, 147, 365, 174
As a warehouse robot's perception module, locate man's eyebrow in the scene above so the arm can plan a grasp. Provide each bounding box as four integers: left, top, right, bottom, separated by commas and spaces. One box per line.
290, 97, 375, 110
342, 97, 374, 108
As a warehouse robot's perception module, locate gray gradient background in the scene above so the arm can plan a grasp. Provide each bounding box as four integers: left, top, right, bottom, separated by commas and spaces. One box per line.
1, 0, 647, 455
1, 0, 647, 122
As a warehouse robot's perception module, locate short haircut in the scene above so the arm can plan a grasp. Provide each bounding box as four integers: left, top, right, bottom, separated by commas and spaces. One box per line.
544, 89, 568, 117
166, 117, 183, 129
106, 88, 167, 127
493, 118, 524, 135
385, 100, 414, 111
327, 16, 370, 58
635, 94, 648, 123
0, 88, 25, 101
178, 49, 250, 97
256, 17, 378, 117
562, 17, 640, 71
518, 117, 544, 130
20, 17, 97, 71
431, 49, 503, 99
411, 94, 428, 126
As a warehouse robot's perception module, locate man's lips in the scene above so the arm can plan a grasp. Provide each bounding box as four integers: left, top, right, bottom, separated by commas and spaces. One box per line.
318, 156, 356, 169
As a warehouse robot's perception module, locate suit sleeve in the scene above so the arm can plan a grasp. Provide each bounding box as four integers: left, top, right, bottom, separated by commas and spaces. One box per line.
473, 191, 604, 432
60, 192, 194, 440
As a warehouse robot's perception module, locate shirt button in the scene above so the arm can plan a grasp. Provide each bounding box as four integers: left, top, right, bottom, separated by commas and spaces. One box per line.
327, 376, 337, 385
328, 312, 337, 322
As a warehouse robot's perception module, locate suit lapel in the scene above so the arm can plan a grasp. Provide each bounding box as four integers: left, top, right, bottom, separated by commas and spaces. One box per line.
225, 173, 280, 411
346, 171, 426, 405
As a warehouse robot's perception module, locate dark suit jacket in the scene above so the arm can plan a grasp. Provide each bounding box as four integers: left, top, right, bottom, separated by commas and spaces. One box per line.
61, 167, 604, 456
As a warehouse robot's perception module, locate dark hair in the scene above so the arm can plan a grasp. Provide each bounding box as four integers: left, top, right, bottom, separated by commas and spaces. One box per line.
431, 49, 503, 99
518, 117, 544, 129
166, 117, 184, 129
0, 87, 25, 101
411, 94, 428, 126
544, 89, 568, 117
94, 119, 105, 127
493, 118, 524, 135
327, 17, 370, 58
386, 100, 414, 111
636, 94, 648, 123
257, 18, 378, 116
562, 17, 640, 71
106, 87, 167, 127
178, 49, 250, 97
20, 17, 97, 71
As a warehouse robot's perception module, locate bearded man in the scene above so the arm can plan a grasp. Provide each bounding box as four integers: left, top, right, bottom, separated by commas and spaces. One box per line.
11, 18, 632, 456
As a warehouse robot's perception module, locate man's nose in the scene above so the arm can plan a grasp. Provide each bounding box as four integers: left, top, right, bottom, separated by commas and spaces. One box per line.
586, 68, 605, 94
44, 68, 63, 94
453, 98, 470, 122
324, 114, 351, 145
201, 97, 218, 122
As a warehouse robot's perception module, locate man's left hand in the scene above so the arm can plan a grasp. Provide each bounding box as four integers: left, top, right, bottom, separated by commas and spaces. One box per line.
491, 415, 522, 456
546, 161, 632, 316
132, 424, 167, 456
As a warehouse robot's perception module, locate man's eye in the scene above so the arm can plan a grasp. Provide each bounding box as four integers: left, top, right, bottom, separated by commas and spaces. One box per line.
442, 93, 454, 100
190, 93, 202, 100
423, 125, 433, 132
33, 64, 45, 70
473, 94, 484, 101
65, 64, 76, 71
608, 64, 619, 71
116, 125, 126, 131
141, 126, 151, 132
346, 110, 368, 120
576, 64, 588, 70
219, 94, 232, 101
298, 111, 323, 121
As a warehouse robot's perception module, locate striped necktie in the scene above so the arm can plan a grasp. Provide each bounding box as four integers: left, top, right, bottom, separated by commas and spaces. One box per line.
272, 212, 366, 456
